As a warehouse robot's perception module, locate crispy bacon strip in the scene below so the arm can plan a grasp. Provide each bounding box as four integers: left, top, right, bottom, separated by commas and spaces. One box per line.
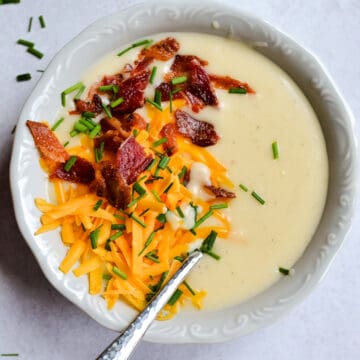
160, 123, 178, 155
205, 185, 236, 199
94, 130, 124, 153
51, 157, 95, 184
26, 120, 69, 163
140, 37, 180, 61
116, 137, 153, 184
74, 94, 103, 114
174, 109, 219, 147
164, 55, 208, 81
117, 113, 147, 132
154, 82, 184, 102
209, 74, 255, 94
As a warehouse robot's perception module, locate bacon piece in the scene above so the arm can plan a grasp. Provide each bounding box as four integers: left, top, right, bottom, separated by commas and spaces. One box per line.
51, 156, 95, 184
187, 60, 218, 106
165, 55, 208, 81
174, 109, 219, 147
205, 185, 236, 199
94, 130, 124, 153
26, 120, 69, 163
141, 37, 180, 61
101, 74, 124, 87
75, 94, 103, 114
160, 123, 178, 155
132, 57, 154, 75
118, 113, 147, 132
100, 117, 124, 133
116, 137, 153, 184
154, 82, 184, 102
183, 89, 205, 113
209, 74, 255, 94
112, 70, 150, 115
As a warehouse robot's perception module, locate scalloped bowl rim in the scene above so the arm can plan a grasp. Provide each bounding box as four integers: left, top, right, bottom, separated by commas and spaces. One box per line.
10, 0, 358, 343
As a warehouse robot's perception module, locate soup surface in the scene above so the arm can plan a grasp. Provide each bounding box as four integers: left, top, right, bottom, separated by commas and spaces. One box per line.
55, 33, 328, 311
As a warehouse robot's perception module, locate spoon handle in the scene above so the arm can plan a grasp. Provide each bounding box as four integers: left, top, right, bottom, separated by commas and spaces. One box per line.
96, 250, 203, 360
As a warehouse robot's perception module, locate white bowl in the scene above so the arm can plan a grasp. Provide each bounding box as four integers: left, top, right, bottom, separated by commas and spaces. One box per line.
10, 0, 357, 343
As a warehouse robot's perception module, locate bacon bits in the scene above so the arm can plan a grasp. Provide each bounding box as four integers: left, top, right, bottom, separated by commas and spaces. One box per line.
116, 137, 153, 184
94, 130, 124, 153
26, 120, 69, 163
75, 94, 103, 114
205, 185, 236, 199
141, 37, 180, 61
118, 113, 147, 132
51, 157, 95, 184
174, 109, 219, 147
160, 123, 178, 155
166, 55, 208, 80
209, 74, 255, 94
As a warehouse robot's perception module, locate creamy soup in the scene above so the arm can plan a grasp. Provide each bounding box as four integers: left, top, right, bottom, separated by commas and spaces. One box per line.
55, 33, 328, 311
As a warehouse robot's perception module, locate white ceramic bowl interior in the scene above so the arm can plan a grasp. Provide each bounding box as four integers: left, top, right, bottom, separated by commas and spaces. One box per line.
10, 0, 357, 343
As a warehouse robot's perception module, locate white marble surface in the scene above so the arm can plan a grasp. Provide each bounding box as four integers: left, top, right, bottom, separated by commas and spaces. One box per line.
0, 0, 359, 359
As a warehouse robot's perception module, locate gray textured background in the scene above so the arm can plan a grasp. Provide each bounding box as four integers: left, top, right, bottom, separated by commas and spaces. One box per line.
0, 0, 359, 359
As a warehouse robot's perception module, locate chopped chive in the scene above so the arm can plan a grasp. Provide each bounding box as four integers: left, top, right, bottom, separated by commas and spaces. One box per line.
28, 16, 33, 32
146, 158, 157, 171
74, 85, 86, 100
176, 206, 185, 218
210, 203, 228, 210
130, 214, 146, 228
117, 39, 153, 56
138, 232, 156, 256
114, 213, 126, 220
228, 87, 247, 94
117, 46, 133, 57
82, 111, 95, 118
110, 97, 124, 108
156, 213, 167, 224
171, 76, 187, 85
101, 102, 112, 118
272, 141, 279, 159
168, 289, 183, 306
150, 190, 162, 204
39, 15, 46, 28
17, 39, 34, 47
109, 230, 124, 241
61, 82, 83, 106
148, 271, 168, 294
190, 229, 197, 235
79, 118, 95, 130
251, 191, 266, 205
192, 210, 214, 230
69, 130, 79, 137
90, 226, 102, 249
154, 89, 162, 106
146, 97, 162, 111
102, 274, 112, 280
16, 73, 31, 82
149, 66, 157, 84
163, 182, 173, 194
172, 87, 182, 94
51, 117, 64, 131
89, 124, 101, 139
94, 141, 104, 163
189, 202, 198, 221
183, 280, 195, 296
158, 156, 170, 169
200, 230, 218, 253
127, 194, 145, 208
178, 166, 187, 180
279, 267, 290, 276
174, 256, 184, 262
64, 156, 77, 172
74, 122, 88, 133
133, 182, 146, 196
132, 129, 139, 138
0, 354, 19, 357
93, 199, 103, 211
63, 141, 69, 147
169, 89, 173, 113
112, 266, 128, 280
139, 208, 150, 216
145, 251, 160, 263
166, 166, 173, 174
205, 250, 221, 260
239, 184, 248, 192
27, 47, 44, 59
111, 224, 126, 231
152, 137, 168, 147
104, 239, 112, 251
98, 85, 118, 94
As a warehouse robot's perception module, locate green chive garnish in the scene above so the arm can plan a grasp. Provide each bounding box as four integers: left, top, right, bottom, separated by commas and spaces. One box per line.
168, 289, 183, 306
74, 122, 88, 133
132, 129, 139, 137
239, 184, 248, 192
204, 251, 221, 260
94, 141, 104, 163
112, 266, 128, 280
98, 85, 118, 94
64, 156, 77, 172
163, 182, 173, 194
82, 111, 95, 118
102, 274, 112, 281
146, 158, 157, 171
149, 66, 157, 84
279, 267, 290, 275
158, 156, 170, 170
152, 137, 168, 147
27, 47, 44, 59
51, 117, 64, 131
17, 39, 34, 47
178, 166, 187, 180
127, 194, 145, 208
174, 256, 184, 262
172, 87, 182, 94
133, 182, 146, 196
183, 280, 195, 296
251, 191, 266, 205
151, 190, 162, 203
79, 118, 95, 130
93, 199, 103, 211
0, 354, 19, 357
28, 16, 33, 32
210, 203, 228, 210
171, 76, 187, 85
39, 15, 46, 28
111, 224, 126, 231
117, 39, 153, 57
110, 97, 124, 108
146, 97, 162, 111
192, 210, 214, 230
169, 89, 173, 113
200, 230, 217, 252
139, 208, 150, 216
138, 231, 156, 256
154, 89, 162, 106
156, 213, 167, 224
109, 230, 124, 241
272, 141, 279, 159
90, 226, 102, 249
176, 206, 185, 218
16, 73, 31, 82
74, 84, 86, 100
61, 82, 84, 107
63, 141, 69, 147
89, 124, 101, 139
101, 102, 112, 118
228, 87, 247, 94
69, 130, 79, 137
145, 251, 160, 263
130, 214, 146, 228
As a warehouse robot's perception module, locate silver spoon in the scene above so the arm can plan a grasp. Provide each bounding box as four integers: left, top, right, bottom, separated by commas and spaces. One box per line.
96, 250, 203, 360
